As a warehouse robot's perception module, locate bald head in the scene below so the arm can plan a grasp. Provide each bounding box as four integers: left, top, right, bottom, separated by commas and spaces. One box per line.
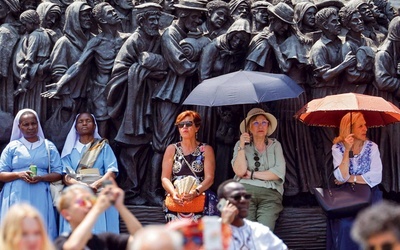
131, 225, 183, 250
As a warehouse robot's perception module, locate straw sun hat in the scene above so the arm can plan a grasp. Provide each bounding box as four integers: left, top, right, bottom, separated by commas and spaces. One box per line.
239, 108, 278, 136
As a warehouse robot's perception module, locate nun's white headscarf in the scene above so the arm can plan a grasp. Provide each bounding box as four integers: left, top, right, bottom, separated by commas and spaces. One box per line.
10, 109, 45, 142
61, 113, 101, 158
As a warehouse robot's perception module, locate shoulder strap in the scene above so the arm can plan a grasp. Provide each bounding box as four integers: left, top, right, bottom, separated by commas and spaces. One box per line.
173, 143, 198, 178
44, 139, 51, 173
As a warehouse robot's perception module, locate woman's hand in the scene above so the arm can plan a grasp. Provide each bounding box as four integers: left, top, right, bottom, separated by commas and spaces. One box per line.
172, 192, 183, 205
344, 133, 355, 151
18, 171, 33, 183
334, 179, 345, 185
181, 190, 198, 202
241, 170, 252, 179
240, 132, 251, 146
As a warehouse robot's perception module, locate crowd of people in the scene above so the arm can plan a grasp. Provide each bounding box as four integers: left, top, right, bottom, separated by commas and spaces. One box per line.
0, 0, 399, 248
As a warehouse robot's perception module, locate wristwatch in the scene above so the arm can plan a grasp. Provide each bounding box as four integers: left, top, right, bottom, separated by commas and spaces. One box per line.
195, 187, 200, 195
353, 175, 357, 184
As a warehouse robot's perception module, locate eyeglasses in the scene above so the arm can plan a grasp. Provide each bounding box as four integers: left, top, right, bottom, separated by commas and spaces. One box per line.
254, 152, 260, 171
75, 196, 96, 207
230, 193, 252, 201
252, 120, 269, 127
183, 235, 203, 246
177, 121, 194, 128
367, 242, 397, 250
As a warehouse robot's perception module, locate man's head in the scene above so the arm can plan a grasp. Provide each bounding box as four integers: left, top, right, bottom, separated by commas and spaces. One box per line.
175, 0, 206, 32
316, 7, 341, 35
92, 2, 121, 26
268, 2, 294, 36
217, 180, 251, 221
136, 3, 162, 36
339, 5, 364, 32
206, 0, 229, 29
57, 184, 96, 228
351, 201, 400, 250
251, 1, 271, 26
131, 225, 183, 250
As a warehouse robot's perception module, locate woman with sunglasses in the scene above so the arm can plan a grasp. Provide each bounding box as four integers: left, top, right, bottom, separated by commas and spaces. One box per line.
161, 110, 217, 222
232, 108, 286, 231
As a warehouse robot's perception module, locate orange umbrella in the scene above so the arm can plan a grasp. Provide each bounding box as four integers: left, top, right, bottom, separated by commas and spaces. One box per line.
295, 93, 400, 127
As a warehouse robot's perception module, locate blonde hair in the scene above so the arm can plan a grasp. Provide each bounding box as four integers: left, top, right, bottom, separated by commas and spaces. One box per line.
0, 203, 54, 250
333, 112, 366, 144
57, 184, 94, 212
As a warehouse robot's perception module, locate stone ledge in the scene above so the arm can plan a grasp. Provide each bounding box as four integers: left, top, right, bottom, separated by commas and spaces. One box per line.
121, 205, 327, 250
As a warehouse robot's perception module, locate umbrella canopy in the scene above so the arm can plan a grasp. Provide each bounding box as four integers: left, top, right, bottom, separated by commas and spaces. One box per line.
183, 70, 304, 106
295, 93, 400, 127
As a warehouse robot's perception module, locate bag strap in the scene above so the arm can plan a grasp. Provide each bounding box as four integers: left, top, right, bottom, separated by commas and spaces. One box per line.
44, 139, 51, 173
173, 143, 198, 178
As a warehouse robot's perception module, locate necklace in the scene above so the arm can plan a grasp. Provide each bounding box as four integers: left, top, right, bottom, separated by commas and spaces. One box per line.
253, 139, 271, 171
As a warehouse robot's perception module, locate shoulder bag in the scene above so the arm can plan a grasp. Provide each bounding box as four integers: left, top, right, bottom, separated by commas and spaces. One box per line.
312, 166, 372, 218
164, 144, 206, 213
45, 139, 64, 206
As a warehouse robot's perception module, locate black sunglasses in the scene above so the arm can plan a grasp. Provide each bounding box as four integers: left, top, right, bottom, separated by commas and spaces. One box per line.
230, 193, 252, 201
177, 121, 194, 128
254, 152, 260, 171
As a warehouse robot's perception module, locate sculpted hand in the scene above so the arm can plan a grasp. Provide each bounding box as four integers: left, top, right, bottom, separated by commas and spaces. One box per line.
343, 52, 356, 68
266, 32, 277, 46
41, 83, 61, 98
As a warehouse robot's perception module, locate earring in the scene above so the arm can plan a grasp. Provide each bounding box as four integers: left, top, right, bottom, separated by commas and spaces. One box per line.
179, 135, 182, 141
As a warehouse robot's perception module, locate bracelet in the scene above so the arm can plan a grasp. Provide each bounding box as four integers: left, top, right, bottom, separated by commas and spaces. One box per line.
250, 170, 254, 180
195, 187, 200, 195
237, 146, 244, 151
353, 175, 357, 184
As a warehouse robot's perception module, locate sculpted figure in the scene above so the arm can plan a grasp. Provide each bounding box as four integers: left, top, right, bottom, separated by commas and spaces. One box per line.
0, 0, 21, 115
20, 0, 40, 11
109, 0, 135, 32
151, 0, 206, 205
309, 7, 356, 186
106, 3, 166, 204
198, 0, 230, 40
199, 18, 250, 82
43, 1, 93, 150
250, 1, 271, 34
245, 2, 294, 73
373, 16, 400, 193
43, 2, 126, 138
339, 3, 375, 94
36, 2, 62, 40
356, 0, 386, 46
294, 1, 319, 41
373, 0, 395, 29
229, 0, 250, 21
14, 10, 54, 122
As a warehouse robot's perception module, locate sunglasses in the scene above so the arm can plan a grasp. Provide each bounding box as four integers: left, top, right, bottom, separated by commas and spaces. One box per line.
254, 152, 260, 171
177, 121, 194, 128
75, 196, 96, 207
230, 193, 252, 201
252, 120, 269, 127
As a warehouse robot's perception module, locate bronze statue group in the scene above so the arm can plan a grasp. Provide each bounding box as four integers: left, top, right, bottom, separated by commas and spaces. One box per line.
0, 0, 399, 243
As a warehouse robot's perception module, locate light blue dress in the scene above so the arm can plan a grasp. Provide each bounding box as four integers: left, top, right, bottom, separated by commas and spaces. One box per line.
0, 137, 62, 239
59, 140, 119, 234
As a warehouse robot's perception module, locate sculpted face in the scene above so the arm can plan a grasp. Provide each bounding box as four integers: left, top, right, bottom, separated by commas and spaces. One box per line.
116, 0, 134, 10
323, 13, 341, 35
183, 10, 203, 32
348, 11, 364, 33
79, 7, 92, 30
43, 10, 61, 29
253, 8, 269, 25
101, 5, 121, 25
209, 7, 228, 29
358, 3, 374, 22
142, 13, 160, 36
232, 2, 249, 20
302, 6, 316, 27
270, 17, 289, 36
228, 31, 249, 50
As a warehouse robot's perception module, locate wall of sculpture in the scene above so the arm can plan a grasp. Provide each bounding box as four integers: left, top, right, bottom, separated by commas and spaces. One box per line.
0, 0, 398, 205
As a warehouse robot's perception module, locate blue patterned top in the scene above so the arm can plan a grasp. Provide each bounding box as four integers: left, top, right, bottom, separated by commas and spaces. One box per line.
332, 140, 382, 187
